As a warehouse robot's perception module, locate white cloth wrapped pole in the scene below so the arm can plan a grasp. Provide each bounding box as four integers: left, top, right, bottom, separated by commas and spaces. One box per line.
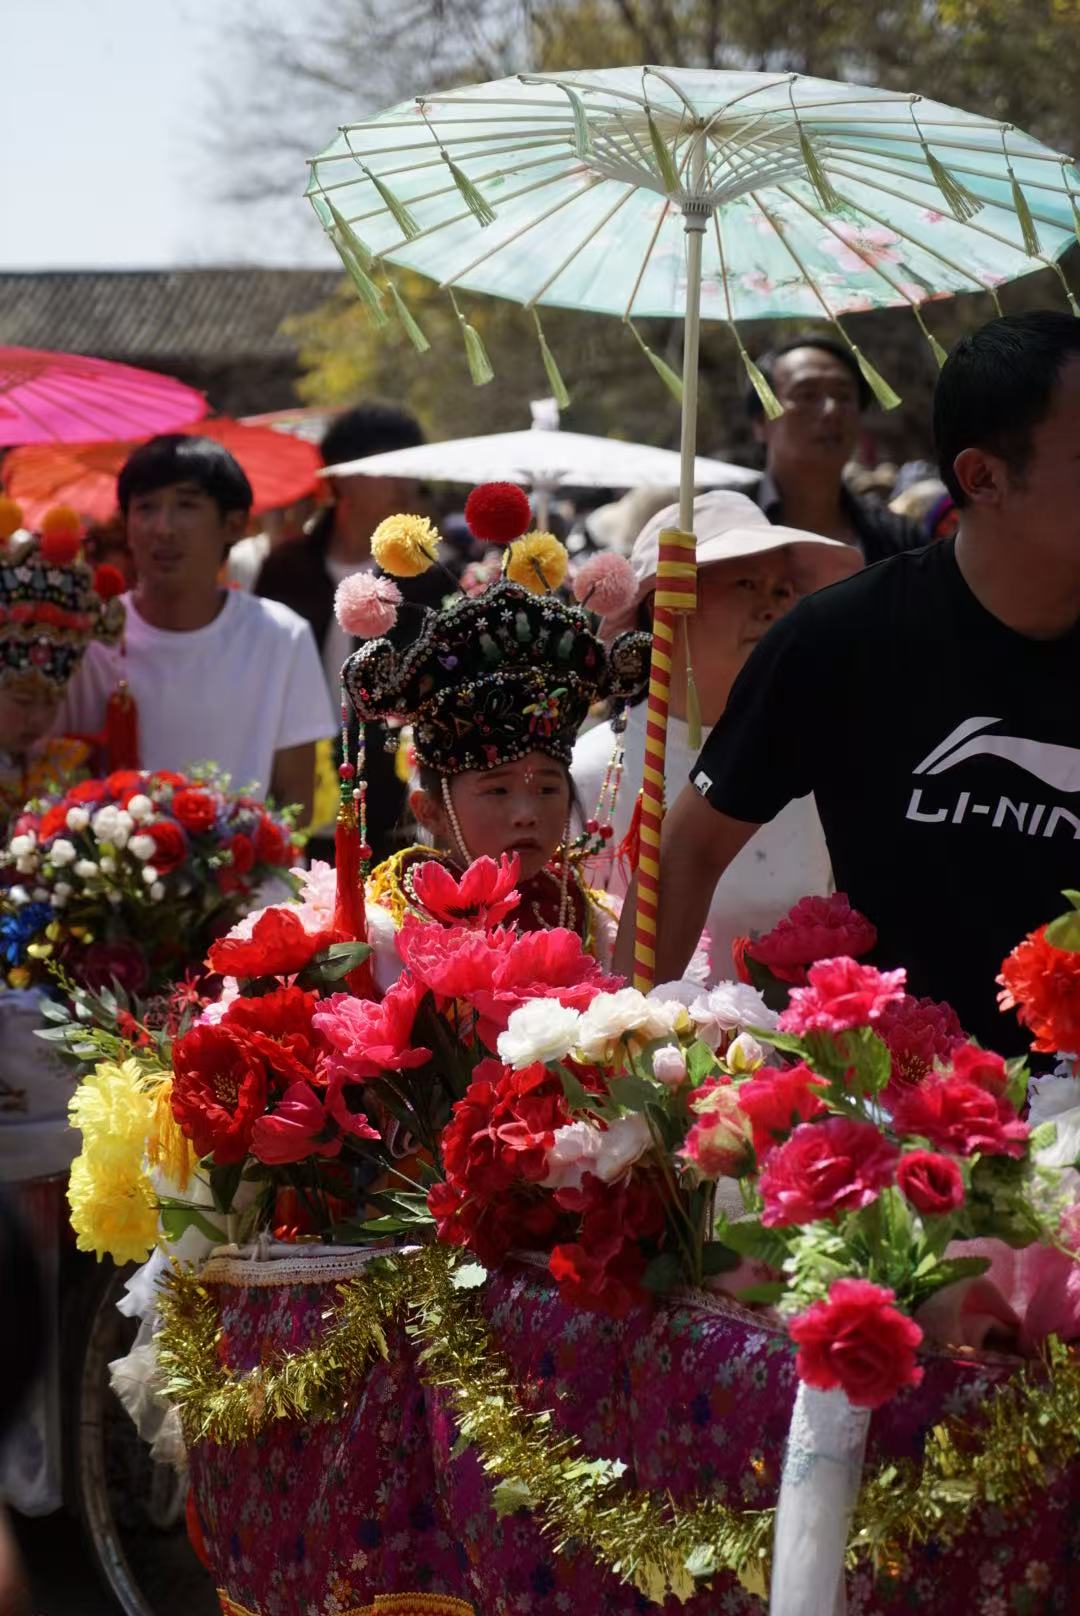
769, 1383, 871, 1616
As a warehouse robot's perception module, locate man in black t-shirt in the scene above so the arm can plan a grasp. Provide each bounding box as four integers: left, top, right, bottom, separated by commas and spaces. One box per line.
622, 312, 1080, 1052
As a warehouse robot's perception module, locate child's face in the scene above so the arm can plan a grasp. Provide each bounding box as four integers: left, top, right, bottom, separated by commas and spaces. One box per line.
125, 480, 244, 593
418, 752, 571, 881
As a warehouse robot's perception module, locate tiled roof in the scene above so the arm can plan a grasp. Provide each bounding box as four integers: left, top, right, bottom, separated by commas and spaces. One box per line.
0, 268, 343, 362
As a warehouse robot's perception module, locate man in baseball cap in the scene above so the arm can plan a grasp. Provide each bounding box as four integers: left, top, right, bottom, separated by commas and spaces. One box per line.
573, 489, 859, 981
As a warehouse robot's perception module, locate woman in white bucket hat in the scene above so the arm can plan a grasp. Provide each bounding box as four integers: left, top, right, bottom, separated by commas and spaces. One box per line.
572, 489, 860, 982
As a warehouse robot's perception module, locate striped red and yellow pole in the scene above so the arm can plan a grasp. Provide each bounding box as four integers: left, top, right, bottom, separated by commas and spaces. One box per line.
632, 526, 697, 991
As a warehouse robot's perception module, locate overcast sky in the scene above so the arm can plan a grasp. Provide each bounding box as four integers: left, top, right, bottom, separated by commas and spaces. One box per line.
4, 0, 333, 269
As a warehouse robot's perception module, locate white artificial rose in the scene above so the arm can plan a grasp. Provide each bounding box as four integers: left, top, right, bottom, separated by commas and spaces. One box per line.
142, 865, 159, 885
8, 834, 36, 857
572, 982, 675, 1060
7, 886, 28, 906
727, 1032, 766, 1074
126, 794, 153, 822
594, 1113, 653, 1182
497, 1000, 582, 1070
543, 1121, 604, 1192
65, 807, 90, 833
652, 1043, 688, 1088
74, 859, 99, 881
14, 853, 38, 875
150, 882, 165, 901
128, 834, 157, 861
690, 982, 777, 1049
91, 805, 122, 843
48, 839, 77, 867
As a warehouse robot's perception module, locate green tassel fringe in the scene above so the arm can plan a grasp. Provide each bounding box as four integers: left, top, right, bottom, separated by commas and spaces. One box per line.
798, 124, 843, 213
460, 318, 494, 386
647, 111, 682, 194
386, 280, 430, 351
913, 307, 948, 369
329, 202, 375, 268
627, 322, 683, 402
364, 166, 420, 240
921, 143, 982, 223
327, 206, 388, 326
1063, 165, 1080, 247
738, 345, 784, 419
563, 87, 592, 158
1009, 168, 1041, 257
1050, 260, 1080, 319
850, 344, 901, 411
443, 152, 496, 227
532, 310, 570, 409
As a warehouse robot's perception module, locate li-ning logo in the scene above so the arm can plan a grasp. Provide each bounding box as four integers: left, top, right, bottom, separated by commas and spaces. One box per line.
693, 770, 714, 795
907, 717, 1080, 839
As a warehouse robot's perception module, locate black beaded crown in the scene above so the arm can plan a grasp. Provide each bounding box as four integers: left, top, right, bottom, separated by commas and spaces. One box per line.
342, 578, 650, 775
0, 537, 124, 693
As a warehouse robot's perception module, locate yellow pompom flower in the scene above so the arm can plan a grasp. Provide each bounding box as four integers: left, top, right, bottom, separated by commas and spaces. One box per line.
505, 531, 569, 595
69, 1058, 153, 1172
68, 1152, 158, 1265
371, 513, 441, 578
40, 504, 82, 541
146, 1076, 196, 1192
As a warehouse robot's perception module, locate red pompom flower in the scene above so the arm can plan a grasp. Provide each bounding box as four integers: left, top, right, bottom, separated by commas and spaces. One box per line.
464, 481, 532, 545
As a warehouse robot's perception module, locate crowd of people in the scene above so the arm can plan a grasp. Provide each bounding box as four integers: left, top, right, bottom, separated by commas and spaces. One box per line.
0, 307, 1078, 1610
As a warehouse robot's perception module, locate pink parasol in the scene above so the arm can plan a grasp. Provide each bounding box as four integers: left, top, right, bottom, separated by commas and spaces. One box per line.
0, 346, 206, 446
2, 419, 323, 525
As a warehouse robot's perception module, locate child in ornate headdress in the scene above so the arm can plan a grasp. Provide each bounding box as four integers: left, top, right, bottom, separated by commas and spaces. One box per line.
331, 483, 649, 982
0, 499, 125, 833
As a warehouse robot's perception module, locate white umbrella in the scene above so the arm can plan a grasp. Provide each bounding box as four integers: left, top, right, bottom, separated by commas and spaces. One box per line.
321, 427, 756, 527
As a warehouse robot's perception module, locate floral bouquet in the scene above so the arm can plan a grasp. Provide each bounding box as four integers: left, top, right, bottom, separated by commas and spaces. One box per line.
1, 767, 298, 999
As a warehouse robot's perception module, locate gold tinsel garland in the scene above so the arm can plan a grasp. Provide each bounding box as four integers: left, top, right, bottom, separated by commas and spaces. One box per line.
157, 1247, 1080, 1601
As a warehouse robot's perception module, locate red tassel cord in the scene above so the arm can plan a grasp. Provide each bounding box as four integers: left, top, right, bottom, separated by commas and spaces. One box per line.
333, 787, 376, 998
104, 681, 140, 770
616, 787, 643, 880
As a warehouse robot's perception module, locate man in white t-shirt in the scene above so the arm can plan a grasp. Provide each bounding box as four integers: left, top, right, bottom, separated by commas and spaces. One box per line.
56, 435, 335, 820
572, 490, 861, 982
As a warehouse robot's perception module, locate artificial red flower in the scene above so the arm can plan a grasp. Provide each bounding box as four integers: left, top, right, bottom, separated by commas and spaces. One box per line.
106, 770, 145, 798
789, 1278, 924, 1409
313, 975, 433, 1080
411, 853, 522, 929
71, 939, 151, 997
874, 993, 966, 1109
144, 819, 187, 876
148, 770, 188, 791
207, 907, 337, 979
948, 1043, 1007, 1095
223, 986, 325, 1090
172, 787, 218, 834
115, 1007, 154, 1049
470, 927, 618, 1046
998, 925, 1080, 1055
548, 1173, 666, 1317
250, 1081, 341, 1165
736, 1062, 829, 1158
37, 804, 69, 841
778, 956, 907, 1036
171, 1022, 267, 1163
396, 920, 507, 1001
748, 894, 878, 985
680, 1077, 754, 1179
217, 832, 255, 893
253, 812, 291, 868
759, 1118, 899, 1227
895, 1150, 965, 1216
891, 1075, 1029, 1160
65, 778, 107, 806
323, 1072, 381, 1143
427, 1177, 565, 1267
441, 1057, 569, 1194
731, 935, 754, 986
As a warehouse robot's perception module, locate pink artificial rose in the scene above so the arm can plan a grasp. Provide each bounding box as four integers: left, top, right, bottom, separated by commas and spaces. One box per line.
250, 1082, 341, 1165
892, 1075, 1029, 1159
749, 893, 877, 984
313, 974, 433, 1079
736, 1062, 829, 1157
759, 1118, 899, 1227
778, 956, 907, 1036
895, 1149, 965, 1215
789, 1278, 924, 1409
680, 1078, 754, 1179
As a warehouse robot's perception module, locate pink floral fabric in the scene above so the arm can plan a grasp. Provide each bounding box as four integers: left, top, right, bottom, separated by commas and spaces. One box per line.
189, 1264, 1080, 1616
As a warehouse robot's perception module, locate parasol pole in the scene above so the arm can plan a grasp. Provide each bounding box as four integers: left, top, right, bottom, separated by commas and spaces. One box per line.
632, 141, 707, 993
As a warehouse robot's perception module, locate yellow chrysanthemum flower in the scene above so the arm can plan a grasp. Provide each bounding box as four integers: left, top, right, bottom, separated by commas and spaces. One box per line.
370, 513, 441, 578
68, 1152, 158, 1266
68, 1058, 153, 1172
146, 1077, 196, 1192
505, 531, 569, 595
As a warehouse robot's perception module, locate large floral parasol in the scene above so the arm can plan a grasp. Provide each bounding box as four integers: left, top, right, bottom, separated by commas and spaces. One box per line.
307, 66, 1080, 985
0, 346, 206, 446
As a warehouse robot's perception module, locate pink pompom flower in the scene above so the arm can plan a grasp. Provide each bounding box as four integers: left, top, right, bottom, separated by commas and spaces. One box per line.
334, 572, 402, 638
572, 552, 638, 618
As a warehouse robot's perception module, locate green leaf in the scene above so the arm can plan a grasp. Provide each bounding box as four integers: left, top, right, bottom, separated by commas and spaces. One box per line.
554, 1062, 589, 1110
734, 1281, 787, 1305
641, 1252, 685, 1293
909, 1254, 991, 1307
208, 1160, 244, 1215
1005, 1055, 1030, 1113
159, 1206, 227, 1244
701, 1241, 740, 1276
608, 1074, 661, 1112
686, 1041, 721, 1085
716, 1218, 790, 1270
299, 941, 373, 985
1045, 910, 1080, 951
491, 1476, 534, 1517
450, 1261, 488, 1290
